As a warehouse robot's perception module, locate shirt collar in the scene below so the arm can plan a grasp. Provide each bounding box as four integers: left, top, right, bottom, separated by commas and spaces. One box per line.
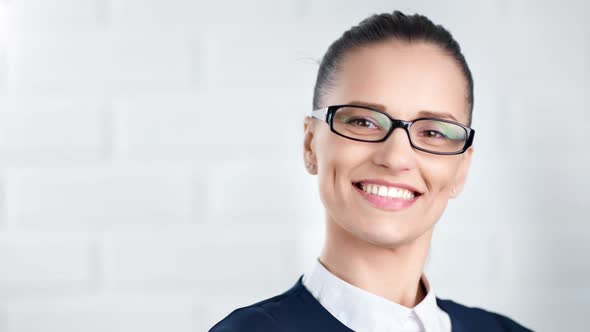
302, 258, 442, 332
413, 271, 443, 332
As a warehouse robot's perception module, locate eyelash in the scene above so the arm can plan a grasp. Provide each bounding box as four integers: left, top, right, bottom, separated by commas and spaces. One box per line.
347, 118, 380, 129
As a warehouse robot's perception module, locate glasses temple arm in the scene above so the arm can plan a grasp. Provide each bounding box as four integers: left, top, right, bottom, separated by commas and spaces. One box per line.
311, 107, 329, 122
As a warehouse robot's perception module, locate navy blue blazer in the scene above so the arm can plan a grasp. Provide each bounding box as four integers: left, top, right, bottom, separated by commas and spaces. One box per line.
210, 276, 533, 332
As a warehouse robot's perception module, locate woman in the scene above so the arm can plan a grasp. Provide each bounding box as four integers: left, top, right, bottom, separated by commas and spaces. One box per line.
210, 10, 532, 332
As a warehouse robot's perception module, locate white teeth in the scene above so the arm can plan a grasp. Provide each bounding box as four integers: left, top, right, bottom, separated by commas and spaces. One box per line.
359, 183, 416, 200
371, 185, 378, 195
387, 187, 398, 198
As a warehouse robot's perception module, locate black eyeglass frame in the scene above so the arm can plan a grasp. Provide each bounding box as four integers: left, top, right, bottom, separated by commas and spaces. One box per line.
311, 104, 475, 155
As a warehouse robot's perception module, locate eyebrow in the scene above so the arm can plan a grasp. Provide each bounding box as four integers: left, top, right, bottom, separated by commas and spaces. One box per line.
346, 100, 459, 122
415, 110, 458, 122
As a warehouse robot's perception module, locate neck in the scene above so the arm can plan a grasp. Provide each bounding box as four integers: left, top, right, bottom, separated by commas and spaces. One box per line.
319, 215, 432, 308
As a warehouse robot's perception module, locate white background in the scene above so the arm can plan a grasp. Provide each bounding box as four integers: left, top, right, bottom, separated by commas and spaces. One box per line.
0, 1, 588, 331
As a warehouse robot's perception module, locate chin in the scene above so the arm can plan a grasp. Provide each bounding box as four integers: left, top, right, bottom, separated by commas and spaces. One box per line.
341, 216, 425, 248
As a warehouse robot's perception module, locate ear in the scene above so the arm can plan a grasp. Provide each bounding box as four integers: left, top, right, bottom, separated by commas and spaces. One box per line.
303, 116, 318, 175
450, 146, 473, 199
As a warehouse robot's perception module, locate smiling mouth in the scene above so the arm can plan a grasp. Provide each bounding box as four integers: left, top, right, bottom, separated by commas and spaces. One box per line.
353, 182, 422, 200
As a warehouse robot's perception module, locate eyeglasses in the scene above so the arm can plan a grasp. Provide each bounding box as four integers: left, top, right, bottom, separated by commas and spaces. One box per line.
311, 104, 475, 155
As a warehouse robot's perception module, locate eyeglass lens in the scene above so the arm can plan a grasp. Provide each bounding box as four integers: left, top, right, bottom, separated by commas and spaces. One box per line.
332, 106, 467, 154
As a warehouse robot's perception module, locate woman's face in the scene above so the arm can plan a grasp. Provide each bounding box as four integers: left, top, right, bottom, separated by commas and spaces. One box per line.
304, 40, 473, 247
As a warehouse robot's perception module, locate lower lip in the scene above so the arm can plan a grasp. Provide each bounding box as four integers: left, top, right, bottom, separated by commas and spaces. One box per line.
352, 184, 420, 211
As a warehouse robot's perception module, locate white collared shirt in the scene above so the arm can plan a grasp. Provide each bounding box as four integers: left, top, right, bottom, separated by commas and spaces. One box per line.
302, 259, 451, 332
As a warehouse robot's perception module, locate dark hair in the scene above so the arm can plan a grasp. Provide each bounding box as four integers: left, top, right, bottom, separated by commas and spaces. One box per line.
312, 10, 474, 126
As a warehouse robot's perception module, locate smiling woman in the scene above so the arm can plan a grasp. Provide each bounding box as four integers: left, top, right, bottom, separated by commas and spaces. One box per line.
210, 10, 532, 332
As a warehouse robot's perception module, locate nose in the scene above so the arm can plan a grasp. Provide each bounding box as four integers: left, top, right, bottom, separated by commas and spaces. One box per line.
372, 127, 417, 171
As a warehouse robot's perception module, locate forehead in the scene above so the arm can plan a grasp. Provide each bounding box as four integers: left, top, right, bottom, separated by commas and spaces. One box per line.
328, 40, 469, 124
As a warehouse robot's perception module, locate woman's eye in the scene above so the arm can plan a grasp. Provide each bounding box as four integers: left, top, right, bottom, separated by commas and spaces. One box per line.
421, 130, 446, 138
347, 118, 378, 128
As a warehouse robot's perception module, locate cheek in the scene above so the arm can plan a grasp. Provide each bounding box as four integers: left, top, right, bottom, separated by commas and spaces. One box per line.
316, 133, 368, 175
421, 157, 462, 194
315, 136, 372, 199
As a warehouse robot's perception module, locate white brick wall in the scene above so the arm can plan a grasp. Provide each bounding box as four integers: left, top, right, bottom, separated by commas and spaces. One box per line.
113, 92, 303, 161
0, 232, 90, 290
0, 1, 588, 331
0, 292, 195, 332
2, 165, 194, 229
7, 30, 195, 93
0, 98, 106, 162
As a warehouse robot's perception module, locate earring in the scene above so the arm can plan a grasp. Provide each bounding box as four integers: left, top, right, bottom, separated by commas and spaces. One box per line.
451, 188, 457, 197
306, 162, 315, 171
